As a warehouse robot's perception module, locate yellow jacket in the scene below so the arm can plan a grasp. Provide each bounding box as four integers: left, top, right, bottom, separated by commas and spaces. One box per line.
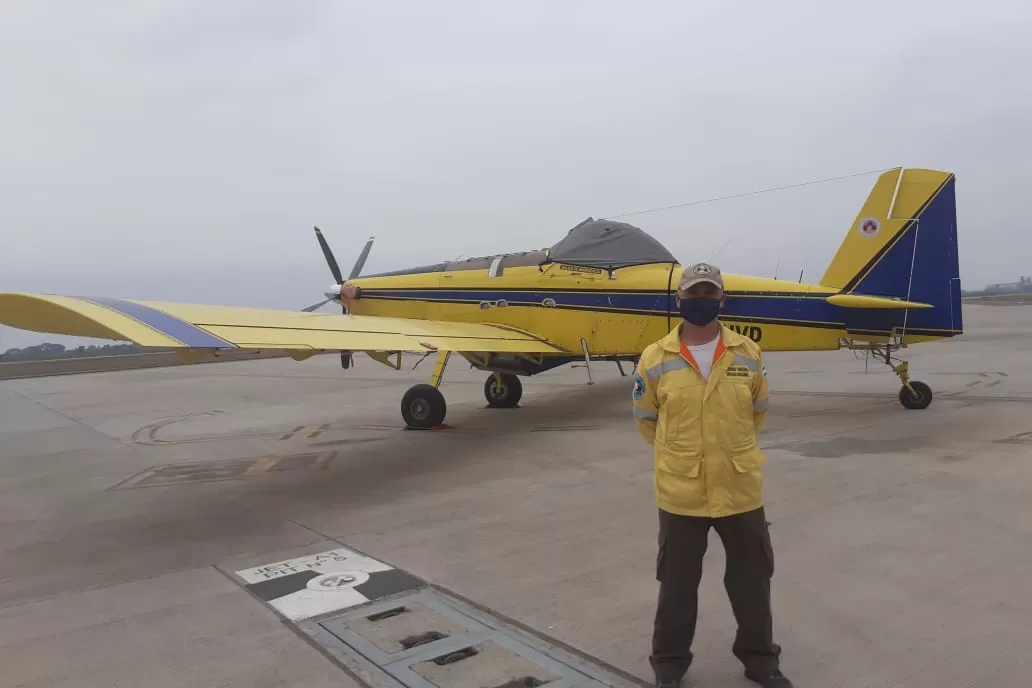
632, 323, 770, 518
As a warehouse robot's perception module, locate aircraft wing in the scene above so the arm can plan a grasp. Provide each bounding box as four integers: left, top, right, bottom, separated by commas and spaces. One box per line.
0, 294, 565, 355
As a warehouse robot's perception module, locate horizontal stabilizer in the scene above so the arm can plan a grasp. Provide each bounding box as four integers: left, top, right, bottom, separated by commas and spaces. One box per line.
825, 294, 933, 310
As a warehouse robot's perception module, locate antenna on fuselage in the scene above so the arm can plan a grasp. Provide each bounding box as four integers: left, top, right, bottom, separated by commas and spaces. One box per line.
708, 238, 731, 263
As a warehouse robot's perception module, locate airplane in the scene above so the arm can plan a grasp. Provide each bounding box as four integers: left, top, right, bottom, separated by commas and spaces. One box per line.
0, 167, 961, 429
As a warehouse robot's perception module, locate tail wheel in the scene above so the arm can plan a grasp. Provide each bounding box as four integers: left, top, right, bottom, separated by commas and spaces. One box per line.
401, 384, 447, 428
899, 380, 932, 410
484, 373, 523, 408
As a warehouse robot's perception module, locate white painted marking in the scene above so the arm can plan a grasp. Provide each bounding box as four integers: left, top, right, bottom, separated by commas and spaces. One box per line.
307, 570, 371, 591
236, 546, 392, 621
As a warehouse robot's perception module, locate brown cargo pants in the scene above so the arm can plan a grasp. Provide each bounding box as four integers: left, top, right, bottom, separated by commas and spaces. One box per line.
649, 506, 782, 681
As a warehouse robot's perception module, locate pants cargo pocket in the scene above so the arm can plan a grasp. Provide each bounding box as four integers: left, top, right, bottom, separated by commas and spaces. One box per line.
761, 518, 774, 577
741, 508, 774, 578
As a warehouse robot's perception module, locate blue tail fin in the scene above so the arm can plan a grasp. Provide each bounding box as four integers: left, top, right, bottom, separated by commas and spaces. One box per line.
821, 168, 962, 341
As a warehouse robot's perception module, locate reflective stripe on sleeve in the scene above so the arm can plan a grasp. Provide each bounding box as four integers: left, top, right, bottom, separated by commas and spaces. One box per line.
732, 354, 759, 372
646, 357, 691, 380
753, 398, 769, 413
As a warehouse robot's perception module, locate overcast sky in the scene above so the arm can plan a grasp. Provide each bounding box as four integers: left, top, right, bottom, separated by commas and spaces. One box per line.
2, 0, 1030, 350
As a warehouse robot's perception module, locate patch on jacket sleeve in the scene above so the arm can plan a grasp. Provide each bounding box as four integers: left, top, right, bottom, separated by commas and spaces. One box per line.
632, 374, 646, 400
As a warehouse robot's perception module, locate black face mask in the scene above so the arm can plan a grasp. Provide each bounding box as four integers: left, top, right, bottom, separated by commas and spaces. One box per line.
679, 297, 721, 326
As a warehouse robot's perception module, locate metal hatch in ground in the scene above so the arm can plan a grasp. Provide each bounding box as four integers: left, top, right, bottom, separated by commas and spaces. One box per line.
298, 587, 646, 688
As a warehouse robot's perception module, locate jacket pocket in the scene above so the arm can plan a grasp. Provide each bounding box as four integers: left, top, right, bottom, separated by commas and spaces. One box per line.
729, 444, 766, 474
729, 433, 757, 453
656, 448, 703, 477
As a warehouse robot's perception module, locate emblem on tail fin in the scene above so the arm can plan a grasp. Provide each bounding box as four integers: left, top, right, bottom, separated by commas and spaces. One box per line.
859, 217, 881, 237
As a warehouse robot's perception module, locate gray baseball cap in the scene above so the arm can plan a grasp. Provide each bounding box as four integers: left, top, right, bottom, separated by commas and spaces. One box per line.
677, 263, 724, 294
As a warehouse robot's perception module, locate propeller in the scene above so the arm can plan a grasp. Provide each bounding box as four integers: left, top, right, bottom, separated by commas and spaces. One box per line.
316, 226, 344, 284
301, 298, 333, 313
301, 226, 375, 368
301, 227, 375, 313
348, 234, 374, 280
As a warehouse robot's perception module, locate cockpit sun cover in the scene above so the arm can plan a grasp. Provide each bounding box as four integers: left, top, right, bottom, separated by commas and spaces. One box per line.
547, 218, 678, 270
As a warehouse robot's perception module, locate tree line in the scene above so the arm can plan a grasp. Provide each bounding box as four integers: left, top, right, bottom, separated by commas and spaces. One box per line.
0, 342, 172, 362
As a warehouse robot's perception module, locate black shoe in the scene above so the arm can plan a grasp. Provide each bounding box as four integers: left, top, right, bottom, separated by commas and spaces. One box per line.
745, 668, 793, 687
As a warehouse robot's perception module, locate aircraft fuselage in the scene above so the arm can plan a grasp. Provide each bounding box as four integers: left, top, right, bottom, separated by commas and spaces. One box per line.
342, 255, 866, 370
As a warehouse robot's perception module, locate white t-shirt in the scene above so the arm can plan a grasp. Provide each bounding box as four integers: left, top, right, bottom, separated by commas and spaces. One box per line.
685, 333, 720, 380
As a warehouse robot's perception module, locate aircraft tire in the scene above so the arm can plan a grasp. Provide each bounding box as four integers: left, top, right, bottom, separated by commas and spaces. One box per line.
484, 373, 522, 408
401, 384, 447, 428
899, 381, 932, 410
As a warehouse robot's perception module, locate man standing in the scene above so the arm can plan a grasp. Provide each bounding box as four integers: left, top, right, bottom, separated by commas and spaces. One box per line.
631, 263, 792, 688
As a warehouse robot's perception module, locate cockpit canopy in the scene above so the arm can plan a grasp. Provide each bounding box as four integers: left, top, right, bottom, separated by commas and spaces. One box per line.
363, 218, 677, 278
545, 218, 678, 270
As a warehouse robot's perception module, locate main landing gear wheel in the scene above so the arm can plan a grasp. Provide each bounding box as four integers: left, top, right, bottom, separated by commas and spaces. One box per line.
484, 373, 522, 408
899, 380, 933, 410
401, 383, 447, 428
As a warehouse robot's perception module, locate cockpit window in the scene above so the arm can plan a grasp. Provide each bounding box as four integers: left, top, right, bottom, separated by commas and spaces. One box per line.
546, 218, 677, 269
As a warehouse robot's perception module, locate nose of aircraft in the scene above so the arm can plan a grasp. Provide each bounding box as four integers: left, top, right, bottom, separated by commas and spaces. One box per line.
324, 285, 341, 300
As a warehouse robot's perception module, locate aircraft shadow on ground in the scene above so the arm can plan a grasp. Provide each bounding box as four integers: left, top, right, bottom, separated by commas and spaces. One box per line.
61, 377, 638, 564
226, 375, 638, 507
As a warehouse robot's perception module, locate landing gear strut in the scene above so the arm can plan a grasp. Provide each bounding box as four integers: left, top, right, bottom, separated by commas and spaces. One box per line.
398, 352, 527, 428
484, 372, 522, 408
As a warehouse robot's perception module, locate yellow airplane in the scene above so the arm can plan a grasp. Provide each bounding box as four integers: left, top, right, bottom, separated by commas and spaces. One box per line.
0, 167, 960, 428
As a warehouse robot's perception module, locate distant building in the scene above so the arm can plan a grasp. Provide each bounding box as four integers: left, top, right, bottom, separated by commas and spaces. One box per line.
985, 276, 1032, 293
962, 276, 1032, 297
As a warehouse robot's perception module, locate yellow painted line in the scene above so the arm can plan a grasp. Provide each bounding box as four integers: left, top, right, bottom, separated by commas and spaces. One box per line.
280, 424, 332, 441
112, 450, 337, 489
245, 455, 282, 476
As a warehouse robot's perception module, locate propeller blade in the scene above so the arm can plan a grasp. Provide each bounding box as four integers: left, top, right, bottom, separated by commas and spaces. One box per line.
301, 298, 333, 312
313, 226, 344, 284
348, 236, 375, 280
